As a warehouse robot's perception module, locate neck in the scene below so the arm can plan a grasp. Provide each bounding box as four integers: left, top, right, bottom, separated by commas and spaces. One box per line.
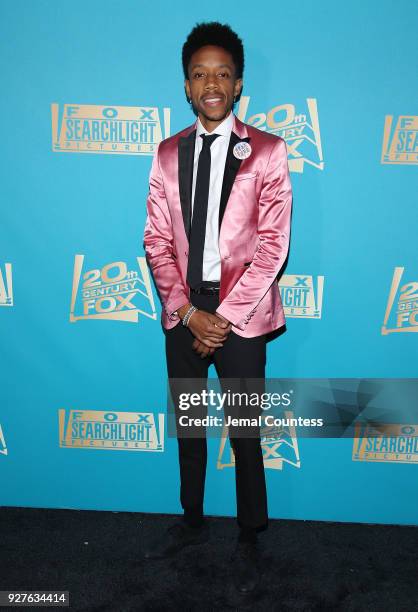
198, 109, 232, 132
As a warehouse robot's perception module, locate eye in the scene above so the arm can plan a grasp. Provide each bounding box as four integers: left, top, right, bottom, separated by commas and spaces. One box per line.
193, 72, 205, 79
218, 72, 230, 78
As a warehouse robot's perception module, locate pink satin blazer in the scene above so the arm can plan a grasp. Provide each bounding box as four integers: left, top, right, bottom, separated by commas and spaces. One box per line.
143, 114, 293, 337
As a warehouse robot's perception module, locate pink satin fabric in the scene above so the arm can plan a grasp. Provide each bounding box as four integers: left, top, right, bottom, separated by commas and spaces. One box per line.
143, 115, 293, 338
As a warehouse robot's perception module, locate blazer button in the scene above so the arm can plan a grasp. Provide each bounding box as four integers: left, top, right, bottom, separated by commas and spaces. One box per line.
184, 251, 188, 256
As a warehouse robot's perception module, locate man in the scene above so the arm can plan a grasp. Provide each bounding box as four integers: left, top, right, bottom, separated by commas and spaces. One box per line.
142, 22, 292, 594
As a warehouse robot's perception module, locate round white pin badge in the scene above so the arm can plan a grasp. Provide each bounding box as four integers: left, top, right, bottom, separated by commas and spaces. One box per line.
233, 141, 252, 160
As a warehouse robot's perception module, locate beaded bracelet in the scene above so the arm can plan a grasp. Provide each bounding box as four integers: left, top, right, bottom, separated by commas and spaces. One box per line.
182, 305, 198, 327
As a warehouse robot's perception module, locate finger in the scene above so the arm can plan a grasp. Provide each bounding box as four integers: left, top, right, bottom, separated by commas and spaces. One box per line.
195, 343, 209, 358
202, 336, 225, 346
202, 328, 228, 339
195, 342, 207, 354
217, 322, 232, 333
203, 334, 228, 344
208, 321, 228, 333
200, 339, 223, 349
194, 338, 210, 350
209, 316, 228, 328
196, 334, 224, 347
214, 315, 232, 327
214, 321, 232, 333
206, 314, 227, 326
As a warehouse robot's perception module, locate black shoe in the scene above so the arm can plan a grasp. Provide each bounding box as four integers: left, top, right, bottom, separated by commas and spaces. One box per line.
231, 539, 260, 594
142, 520, 209, 560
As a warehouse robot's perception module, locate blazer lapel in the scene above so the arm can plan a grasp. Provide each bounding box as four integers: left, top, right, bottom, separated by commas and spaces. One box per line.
178, 129, 196, 241
218, 131, 251, 232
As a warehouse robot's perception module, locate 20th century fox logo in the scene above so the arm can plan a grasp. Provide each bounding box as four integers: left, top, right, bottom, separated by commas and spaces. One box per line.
382, 266, 418, 334
236, 95, 324, 173
51, 103, 170, 155
217, 410, 301, 471
70, 254, 157, 323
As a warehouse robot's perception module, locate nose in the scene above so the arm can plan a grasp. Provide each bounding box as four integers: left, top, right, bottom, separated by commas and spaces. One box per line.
204, 74, 218, 90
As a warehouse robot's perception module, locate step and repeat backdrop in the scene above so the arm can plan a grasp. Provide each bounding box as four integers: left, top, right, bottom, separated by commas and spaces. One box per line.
1, 1, 417, 526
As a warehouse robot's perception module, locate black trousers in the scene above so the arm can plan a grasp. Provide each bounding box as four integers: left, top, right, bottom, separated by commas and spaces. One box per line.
164, 292, 268, 531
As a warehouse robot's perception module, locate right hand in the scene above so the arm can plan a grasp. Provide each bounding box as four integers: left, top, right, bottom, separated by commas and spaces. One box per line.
192, 338, 216, 358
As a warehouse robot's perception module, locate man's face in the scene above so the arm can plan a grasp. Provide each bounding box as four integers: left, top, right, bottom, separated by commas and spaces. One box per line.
185, 45, 243, 128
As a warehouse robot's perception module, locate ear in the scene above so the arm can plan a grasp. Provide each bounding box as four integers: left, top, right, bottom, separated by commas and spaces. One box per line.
234, 78, 243, 98
184, 79, 191, 100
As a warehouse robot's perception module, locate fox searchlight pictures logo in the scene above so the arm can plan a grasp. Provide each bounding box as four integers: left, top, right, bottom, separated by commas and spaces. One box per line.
353, 423, 418, 464
381, 115, 418, 165
59, 409, 164, 452
279, 274, 325, 319
51, 103, 171, 155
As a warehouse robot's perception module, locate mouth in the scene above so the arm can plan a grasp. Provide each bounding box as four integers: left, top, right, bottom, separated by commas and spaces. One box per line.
201, 94, 225, 108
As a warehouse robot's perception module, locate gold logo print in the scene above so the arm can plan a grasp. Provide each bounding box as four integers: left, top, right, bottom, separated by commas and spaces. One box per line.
0, 263, 13, 307
217, 411, 301, 471
353, 423, 418, 464
58, 409, 164, 451
381, 115, 418, 165
236, 95, 324, 173
279, 274, 324, 319
381, 267, 418, 335
70, 254, 157, 323
51, 103, 171, 155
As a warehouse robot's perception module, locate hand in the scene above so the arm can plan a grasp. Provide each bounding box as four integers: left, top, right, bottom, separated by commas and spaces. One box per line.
215, 313, 230, 326
187, 309, 231, 348
192, 338, 215, 359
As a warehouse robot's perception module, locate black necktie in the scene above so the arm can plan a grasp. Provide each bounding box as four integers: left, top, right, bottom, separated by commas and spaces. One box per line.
186, 132, 220, 290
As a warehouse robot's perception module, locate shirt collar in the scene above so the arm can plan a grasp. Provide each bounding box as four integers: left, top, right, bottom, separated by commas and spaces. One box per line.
195, 110, 234, 139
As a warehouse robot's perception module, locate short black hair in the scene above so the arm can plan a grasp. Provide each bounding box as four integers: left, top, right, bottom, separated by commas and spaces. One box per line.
182, 21, 244, 80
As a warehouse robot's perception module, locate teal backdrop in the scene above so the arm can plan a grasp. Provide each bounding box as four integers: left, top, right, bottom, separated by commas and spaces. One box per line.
0, 0, 417, 526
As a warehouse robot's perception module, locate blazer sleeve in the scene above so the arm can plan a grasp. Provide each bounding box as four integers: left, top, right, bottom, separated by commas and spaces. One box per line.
216, 137, 292, 330
143, 143, 190, 321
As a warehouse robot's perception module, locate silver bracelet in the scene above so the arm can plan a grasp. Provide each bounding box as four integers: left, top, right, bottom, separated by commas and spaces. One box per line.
182, 305, 197, 327
186, 307, 198, 327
